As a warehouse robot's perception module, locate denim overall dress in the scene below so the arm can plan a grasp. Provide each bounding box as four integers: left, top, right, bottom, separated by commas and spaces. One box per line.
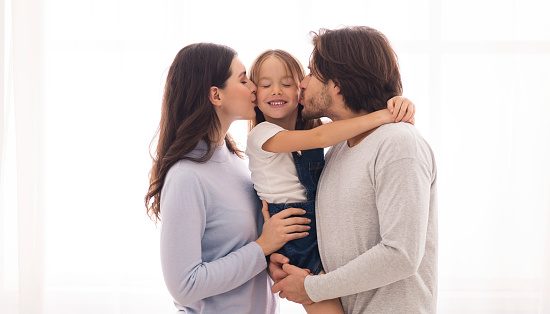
267, 148, 325, 275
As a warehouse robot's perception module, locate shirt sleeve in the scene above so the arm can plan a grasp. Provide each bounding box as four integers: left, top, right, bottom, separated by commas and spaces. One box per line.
160, 165, 267, 306
304, 157, 433, 302
246, 122, 286, 159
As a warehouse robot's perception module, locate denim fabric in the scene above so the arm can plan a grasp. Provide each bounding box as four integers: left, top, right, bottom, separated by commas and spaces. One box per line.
268, 148, 325, 275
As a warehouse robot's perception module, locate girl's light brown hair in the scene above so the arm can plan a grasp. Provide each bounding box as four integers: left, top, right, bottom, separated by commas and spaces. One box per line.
248, 49, 322, 131
310, 26, 403, 114
145, 43, 243, 224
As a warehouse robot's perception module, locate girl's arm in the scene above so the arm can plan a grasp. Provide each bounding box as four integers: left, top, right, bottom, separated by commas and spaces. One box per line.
262, 96, 415, 153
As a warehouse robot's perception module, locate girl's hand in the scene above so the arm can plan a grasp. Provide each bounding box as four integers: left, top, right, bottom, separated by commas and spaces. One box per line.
387, 96, 415, 125
255, 200, 311, 256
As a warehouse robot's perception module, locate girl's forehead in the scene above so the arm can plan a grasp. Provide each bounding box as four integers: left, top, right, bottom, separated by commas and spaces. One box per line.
259, 57, 293, 77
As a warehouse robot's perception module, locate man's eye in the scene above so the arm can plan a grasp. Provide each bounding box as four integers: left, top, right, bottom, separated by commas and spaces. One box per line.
261, 85, 271, 88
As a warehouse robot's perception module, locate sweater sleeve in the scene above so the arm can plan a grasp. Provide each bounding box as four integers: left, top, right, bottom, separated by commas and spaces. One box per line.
304, 158, 432, 302
160, 165, 267, 306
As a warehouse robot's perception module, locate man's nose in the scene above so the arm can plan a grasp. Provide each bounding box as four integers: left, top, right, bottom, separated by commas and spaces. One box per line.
300, 76, 310, 89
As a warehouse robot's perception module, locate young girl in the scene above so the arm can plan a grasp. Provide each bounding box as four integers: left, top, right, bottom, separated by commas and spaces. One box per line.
245, 49, 415, 313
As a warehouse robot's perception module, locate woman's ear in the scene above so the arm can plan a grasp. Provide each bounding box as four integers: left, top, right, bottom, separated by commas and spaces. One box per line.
209, 86, 222, 107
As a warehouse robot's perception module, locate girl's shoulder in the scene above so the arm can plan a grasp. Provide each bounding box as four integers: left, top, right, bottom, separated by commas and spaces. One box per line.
246, 122, 286, 155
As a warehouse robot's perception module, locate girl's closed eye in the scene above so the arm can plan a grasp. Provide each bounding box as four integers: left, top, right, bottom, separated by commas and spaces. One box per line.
281, 79, 295, 88
258, 79, 271, 88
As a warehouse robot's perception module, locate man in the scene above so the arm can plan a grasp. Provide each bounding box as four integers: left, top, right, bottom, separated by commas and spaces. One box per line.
270, 26, 438, 313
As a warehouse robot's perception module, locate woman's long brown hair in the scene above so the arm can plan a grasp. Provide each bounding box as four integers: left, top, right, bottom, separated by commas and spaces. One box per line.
248, 49, 322, 132
145, 43, 243, 223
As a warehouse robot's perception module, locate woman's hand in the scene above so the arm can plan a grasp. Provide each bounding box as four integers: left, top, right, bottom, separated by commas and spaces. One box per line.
255, 200, 311, 256
387, 96, 415, 125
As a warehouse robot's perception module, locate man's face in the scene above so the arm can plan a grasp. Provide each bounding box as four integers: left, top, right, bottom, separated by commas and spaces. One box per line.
299, 73, 332, 120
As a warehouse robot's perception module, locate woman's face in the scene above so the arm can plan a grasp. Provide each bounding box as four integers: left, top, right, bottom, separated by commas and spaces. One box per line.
217, 58, 257, 122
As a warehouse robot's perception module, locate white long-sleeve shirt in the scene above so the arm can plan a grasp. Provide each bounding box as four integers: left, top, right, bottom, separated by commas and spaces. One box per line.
160, 141, 278, 313
305, 123, 438, 313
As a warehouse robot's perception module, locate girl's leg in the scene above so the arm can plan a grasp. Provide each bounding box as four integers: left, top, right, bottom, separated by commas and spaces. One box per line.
302, 270, 344, 314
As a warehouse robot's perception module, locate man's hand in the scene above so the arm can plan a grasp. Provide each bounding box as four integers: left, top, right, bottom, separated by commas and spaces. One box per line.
271, 264, 314, 305
267, 253, 289, 283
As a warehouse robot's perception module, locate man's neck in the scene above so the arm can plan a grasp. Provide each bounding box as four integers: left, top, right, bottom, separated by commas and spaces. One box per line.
329, 109, 377, 148
347, 127, 378, 147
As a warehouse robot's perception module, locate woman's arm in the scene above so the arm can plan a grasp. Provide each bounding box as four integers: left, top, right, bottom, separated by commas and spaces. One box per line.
161, 167, 310, 305
263, 96, 415, 153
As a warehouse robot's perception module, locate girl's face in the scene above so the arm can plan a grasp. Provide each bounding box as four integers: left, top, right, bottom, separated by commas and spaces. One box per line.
255, 57, 300, 126
218, 57, 257, 122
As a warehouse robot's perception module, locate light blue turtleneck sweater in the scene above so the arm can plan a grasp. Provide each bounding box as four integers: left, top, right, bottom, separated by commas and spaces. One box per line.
160, 141, 278, 313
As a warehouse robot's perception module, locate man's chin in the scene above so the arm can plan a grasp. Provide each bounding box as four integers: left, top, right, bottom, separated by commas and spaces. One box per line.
301, 110, 320, 120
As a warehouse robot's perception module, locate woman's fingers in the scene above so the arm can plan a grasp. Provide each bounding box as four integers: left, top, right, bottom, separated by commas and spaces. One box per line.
284, 224, 311, 233
274, 207, 306, 219
286, 231, 309, 241
281, 216, 311, 226
261, 200, 270, 221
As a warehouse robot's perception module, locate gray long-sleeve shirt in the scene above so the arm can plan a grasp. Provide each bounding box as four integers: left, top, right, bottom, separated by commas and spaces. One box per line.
304, 123, 438, 313
160, 141, 278, 313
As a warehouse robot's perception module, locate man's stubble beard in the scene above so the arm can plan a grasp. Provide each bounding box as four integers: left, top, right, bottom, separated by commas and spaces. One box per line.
301, 84, 332, 120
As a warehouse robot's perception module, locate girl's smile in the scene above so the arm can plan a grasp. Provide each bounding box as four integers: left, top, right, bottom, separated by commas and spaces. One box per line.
256, 56, 300, 130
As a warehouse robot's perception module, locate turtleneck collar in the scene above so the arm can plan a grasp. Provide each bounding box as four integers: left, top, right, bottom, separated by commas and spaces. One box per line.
185, 140, 230, 163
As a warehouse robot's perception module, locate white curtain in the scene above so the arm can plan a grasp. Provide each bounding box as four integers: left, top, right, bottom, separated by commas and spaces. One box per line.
1, 0, 549, 313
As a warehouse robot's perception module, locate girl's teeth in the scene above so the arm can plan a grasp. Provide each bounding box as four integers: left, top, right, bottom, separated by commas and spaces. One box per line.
270, 101, 285, 105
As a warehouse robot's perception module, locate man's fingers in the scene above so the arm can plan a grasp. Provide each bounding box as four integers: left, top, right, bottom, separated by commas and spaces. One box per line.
270, 253, 289, 264
279, 291, 288, 299
272, 281, 283, 293
282, 263, 307, 274
261, 200, 270, 221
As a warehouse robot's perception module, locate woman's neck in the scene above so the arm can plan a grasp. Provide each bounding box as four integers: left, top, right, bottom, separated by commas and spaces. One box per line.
216, 118, 231, 146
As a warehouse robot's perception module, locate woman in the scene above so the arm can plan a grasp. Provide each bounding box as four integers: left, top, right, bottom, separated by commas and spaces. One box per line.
144, 43, 311, 313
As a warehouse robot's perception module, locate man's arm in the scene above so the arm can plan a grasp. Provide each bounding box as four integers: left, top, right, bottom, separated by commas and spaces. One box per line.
274, 157, 433, 303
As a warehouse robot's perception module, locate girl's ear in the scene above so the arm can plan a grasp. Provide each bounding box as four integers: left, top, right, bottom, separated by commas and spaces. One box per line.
209, 86, 222, 107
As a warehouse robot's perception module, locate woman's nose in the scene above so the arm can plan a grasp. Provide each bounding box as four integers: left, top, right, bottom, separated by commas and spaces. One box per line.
249, 81, 257, 93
